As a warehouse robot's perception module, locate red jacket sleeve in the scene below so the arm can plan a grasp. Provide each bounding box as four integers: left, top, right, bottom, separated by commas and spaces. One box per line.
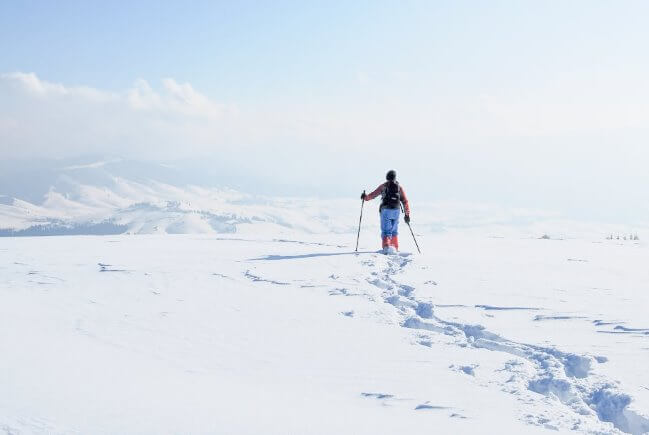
400, 185, 411, 215
364, 182, 386, 201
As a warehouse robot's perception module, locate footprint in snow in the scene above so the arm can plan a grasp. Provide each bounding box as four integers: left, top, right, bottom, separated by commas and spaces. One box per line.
361, 392, 394, 400
415, 403, 449, 410
476, 305, 540, 311
98, 263, 129, 273
450, 364, 478, 376
243, 270, 290, 285
418, 339, 433, 347
212, 273, 232, 279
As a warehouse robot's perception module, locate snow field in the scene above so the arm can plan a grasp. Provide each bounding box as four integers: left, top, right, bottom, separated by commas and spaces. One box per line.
1, 233, 648, 434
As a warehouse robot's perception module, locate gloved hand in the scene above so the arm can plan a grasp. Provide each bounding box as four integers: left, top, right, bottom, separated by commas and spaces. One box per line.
360, 192, 366, 200
404, 214, 410, 224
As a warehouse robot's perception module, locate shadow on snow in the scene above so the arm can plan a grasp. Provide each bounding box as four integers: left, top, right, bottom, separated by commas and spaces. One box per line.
251, 251, 376, 261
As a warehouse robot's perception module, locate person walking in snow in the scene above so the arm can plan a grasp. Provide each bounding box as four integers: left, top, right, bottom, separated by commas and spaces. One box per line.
361, 170, 410, 252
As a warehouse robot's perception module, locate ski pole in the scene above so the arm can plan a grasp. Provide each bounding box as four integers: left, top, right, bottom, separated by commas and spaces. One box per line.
355, 191, 365, 252
407, 222, 421, 254
400, 202, 420, 253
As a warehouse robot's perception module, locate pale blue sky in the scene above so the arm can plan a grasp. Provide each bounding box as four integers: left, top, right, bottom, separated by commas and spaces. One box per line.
3, 1, 648, 100
1, 1, 649, 222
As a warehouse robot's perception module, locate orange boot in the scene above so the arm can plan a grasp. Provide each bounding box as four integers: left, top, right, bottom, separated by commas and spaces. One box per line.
382, 236, 390, 250
392, 235, 399, 251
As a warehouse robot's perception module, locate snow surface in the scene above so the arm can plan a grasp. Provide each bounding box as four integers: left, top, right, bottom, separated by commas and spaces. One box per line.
1, 232, 648, 434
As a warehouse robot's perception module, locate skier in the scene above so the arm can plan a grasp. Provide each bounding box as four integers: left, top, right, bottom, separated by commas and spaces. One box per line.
361, 170, 410, 253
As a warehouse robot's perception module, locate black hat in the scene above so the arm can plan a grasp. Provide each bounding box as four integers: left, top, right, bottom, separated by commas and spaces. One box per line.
386, 170, 396, 181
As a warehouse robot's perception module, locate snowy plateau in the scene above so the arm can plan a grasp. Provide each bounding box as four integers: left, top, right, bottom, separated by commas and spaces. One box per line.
1, 171, 649, 434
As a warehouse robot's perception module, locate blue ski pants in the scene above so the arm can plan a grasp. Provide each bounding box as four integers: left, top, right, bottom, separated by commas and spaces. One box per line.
380, 207, 400, 238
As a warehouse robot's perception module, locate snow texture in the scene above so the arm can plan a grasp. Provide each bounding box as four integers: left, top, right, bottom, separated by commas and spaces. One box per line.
2, 230, 649, 434
1, 169, 649, 434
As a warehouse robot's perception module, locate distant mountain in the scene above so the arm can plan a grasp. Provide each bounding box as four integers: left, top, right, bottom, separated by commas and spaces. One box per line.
0, 157, 358, 236
1, 157, 644, 238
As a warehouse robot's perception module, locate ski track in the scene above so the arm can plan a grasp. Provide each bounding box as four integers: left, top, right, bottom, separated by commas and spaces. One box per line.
324, 251, 649, 434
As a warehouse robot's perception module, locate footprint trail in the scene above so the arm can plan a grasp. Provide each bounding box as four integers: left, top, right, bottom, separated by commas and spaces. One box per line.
361, 252, 649, 435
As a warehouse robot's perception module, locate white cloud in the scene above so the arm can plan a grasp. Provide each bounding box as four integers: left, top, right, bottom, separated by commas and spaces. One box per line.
1, 72, 116, 102
125, 77, 225, 119
1, 70, 649, 195
0, 72, 241, 160
3, 71, 649, 156
2, 72, 68, 95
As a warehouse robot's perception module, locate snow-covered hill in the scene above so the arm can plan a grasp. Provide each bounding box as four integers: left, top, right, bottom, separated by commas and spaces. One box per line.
1, 158, 647, 239
0, 159, 360, 236
1, 233, 648, 434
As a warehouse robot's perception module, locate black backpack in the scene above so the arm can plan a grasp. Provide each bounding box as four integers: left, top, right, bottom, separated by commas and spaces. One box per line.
381, 181, 401, 209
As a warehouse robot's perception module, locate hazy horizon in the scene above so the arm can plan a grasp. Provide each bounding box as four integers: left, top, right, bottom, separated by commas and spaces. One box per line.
2, 1, 649, 224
